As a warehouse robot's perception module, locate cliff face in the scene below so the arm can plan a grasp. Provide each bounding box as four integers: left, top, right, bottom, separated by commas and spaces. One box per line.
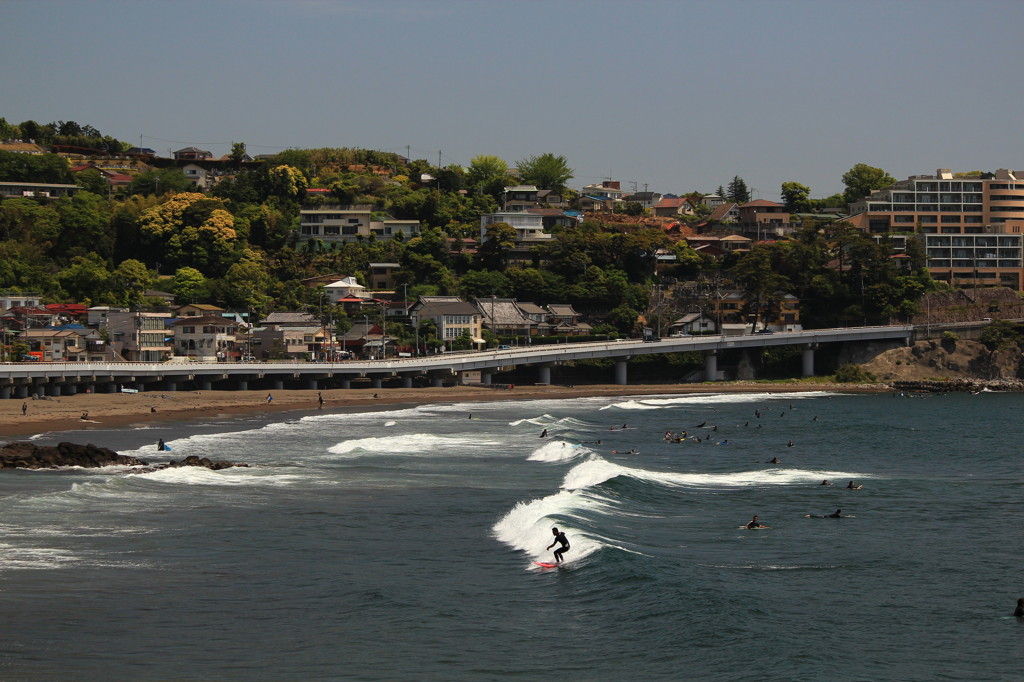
859, 339, 1021, 382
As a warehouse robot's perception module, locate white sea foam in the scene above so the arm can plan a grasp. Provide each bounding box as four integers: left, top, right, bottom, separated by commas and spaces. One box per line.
0, 544, 81, 570
559, 458, 870, 491
491, 490, 605, 565
384, 421, 396, 427
599, 392, 835, 411
132, 466, 307, 487
527, 441, 592, 463
509, 413, 556, 426
326, 433, 500, 457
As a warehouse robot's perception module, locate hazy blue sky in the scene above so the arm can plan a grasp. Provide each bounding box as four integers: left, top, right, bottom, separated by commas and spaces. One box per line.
3, 0, 1022, 200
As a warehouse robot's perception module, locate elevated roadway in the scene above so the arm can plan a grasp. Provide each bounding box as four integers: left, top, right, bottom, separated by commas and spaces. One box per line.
0, 325, 913, 399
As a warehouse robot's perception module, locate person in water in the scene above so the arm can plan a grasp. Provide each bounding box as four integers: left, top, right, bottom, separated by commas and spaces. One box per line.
821, 479, 831, 486
1015, 598, 1024, 618
157, 438, 167, 452
787, 440, 794, 447
847, 481, 862, 489
540, 428, 548, 438
547, 527, 570, 563
767, 457, 780, 464
746, 515, 765, 529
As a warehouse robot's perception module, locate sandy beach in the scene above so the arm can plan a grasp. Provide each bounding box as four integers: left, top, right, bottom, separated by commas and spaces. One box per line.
0, 380, 884, 439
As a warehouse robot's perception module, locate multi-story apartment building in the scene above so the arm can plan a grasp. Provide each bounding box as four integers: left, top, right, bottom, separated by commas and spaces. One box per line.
847, 169, 1024, 290
105, 311, 174, 362
298, 206, 419, 244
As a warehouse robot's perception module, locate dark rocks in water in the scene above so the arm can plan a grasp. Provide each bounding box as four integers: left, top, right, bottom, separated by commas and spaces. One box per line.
166, 455, 249, 470
0, 441, 147, 469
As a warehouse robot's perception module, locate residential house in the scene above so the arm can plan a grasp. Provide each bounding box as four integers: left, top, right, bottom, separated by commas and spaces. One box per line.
409, 297, 483, 345
546, 304, 592, 336
526, 208, 576, 231
370, 220, 419, 240
537, 190, 566, 208
738, 200, 791, 238
1, 292, 41, 309
172, 147, 213, 161
480, 211, 551, 242
624, 191, 663, 210
475, 298, 535, 337
324, 277, 369, 304
21, 326, 114, 362
181, 163, 214, 191
707, 202, 740, 224
503, 185, 539, 211
69, 164, 133, 191
172, 314, 238, 361
299, 205, 373, 241
0, 182, 80, 198
668, 313, 717, 336
86, 305, 126, 328
704, 291, 801, 334
653, 196, 694, 218
144, 289, 176, 306
580, 180, 627, 201
368, 263, 401, 290
176, 303, 226, 318
106, 311, 174, 361
251, 324, 326, 360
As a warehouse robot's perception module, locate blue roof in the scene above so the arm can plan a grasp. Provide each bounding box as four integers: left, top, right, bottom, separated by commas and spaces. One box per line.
53, 323, 86, 330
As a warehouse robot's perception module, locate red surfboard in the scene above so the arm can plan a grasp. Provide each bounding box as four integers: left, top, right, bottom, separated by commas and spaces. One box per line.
534, 562, 559, 568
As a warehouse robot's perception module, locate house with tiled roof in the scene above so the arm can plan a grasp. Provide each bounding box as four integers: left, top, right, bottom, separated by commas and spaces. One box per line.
409, 297, 483, 345
173, 147, 213, 161
707, 202, 739, 223
172, 314, 238, 361
176, 303, 225, 318
475, 298, 534, 337
738, 200, 790, 235
653, 196, 694, 218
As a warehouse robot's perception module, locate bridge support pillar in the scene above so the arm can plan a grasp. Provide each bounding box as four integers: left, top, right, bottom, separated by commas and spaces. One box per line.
63, 382, 77, 396
164, 381, 176, 392
614, 360, 628, 386
301, 379, 318, 390
14, 384, 29, 399
537, 363, 552, 385
103, 382, 118, 393
371, 376, 383, 389
82, 382, 95, 394
198, 380, 213, 391
270, 379, 285, 390
401, 374, 414, 389
704, 351, 718, 382
802, 346, 815, 377
429, 371, 446, 388
0, 386, 10, 400
48, 383, 62, 397
341, 378, 351, 390
481, 371, 492, 386
235, 379, 249, 391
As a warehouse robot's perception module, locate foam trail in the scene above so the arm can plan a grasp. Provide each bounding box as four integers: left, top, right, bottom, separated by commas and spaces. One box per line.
384, 421, 396, 427
492, 491, 605, 564
599, 392, 837, 411
527, 441, 592, 463
509, 414, 556, 426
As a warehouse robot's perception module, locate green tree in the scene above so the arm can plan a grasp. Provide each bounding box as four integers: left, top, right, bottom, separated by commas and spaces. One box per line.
466, 154, 509, 199
459, 270, 511, 299
55, 191, 112, 259
730, 244, 792, 332
516, 153, 574, 192
780, 181, 812, 212
74, 168, 109, 196
170, 266, 207, 303
57, 253, 114, 303
111, 259, 153, 306
842, 163, 895, 204
229, 141, 248, 163
478, 222, 517, 270
128, 167, 191, 196
727, 176, 751, 204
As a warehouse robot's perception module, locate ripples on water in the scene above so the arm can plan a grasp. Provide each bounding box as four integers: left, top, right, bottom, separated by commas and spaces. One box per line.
1, 391, 1021, 679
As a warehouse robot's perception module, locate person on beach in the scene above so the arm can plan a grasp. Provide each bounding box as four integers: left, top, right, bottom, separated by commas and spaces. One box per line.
746, 515, 766, 529
21, 402, 27, 416
266, 394, 273, 404
547, 527, 570, 564
318, 392, 324, 409
80, 411, 88, 420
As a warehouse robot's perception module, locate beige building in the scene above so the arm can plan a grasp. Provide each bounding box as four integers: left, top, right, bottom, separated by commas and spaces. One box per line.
847, 169, 1024, 290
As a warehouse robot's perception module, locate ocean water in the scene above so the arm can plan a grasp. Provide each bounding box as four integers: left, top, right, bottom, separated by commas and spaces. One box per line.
0, 391, 1021, 680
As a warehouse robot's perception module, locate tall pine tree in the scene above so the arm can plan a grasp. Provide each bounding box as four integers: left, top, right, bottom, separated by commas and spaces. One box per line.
727, 176, 751, 204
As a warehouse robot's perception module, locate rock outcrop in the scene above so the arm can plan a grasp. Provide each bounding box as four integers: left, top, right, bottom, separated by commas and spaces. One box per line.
0, 441, 147, 469
0, 442, 250, 471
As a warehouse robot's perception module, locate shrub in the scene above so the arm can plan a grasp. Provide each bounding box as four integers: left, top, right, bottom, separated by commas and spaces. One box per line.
833, 364, 876, 383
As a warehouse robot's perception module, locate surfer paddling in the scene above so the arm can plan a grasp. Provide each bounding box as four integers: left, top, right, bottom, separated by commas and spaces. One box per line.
745, 515, 766, 529
547, 527, 570, 564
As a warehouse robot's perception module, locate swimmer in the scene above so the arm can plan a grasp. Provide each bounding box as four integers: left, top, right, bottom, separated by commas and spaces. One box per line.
696, 421, 707, 428
767, 457, 780, 464
846, 481, 862, 489
813, 416, 819, 422
745, 515, 766, 529
787, 440, 794, 447
805, 509, 843, 519
820, 479, 831, 486
1015, 598, 1024, 618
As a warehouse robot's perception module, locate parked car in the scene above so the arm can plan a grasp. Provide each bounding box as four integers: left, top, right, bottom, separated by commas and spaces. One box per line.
498, 345, 512, 350
754, 329, 774, 335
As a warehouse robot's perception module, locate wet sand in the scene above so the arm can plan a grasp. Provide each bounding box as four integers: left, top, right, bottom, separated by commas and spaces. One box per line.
0, 381, 884, 439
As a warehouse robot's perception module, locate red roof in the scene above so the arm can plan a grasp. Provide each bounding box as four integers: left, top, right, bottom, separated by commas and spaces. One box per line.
654, 197, 687, 209
45, 303, 88, 314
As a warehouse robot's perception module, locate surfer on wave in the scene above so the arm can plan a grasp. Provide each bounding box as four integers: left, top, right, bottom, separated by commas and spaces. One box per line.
547, 527, 570, 564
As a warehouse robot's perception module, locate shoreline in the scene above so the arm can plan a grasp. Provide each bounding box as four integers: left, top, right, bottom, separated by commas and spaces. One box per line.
0, 381, 888, 440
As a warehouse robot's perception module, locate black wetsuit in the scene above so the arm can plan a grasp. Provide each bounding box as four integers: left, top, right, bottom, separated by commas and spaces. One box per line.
552, 532, 569, 562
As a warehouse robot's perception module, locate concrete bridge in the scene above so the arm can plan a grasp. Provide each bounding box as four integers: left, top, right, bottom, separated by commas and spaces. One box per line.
0, 325, 914, 399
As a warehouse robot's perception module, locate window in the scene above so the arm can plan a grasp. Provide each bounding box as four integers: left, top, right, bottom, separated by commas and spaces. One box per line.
941, 215, 961, 223
920, 215, 937, 223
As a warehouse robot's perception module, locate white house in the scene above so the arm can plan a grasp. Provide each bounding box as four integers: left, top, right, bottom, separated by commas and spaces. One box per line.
324, 276, 369, 304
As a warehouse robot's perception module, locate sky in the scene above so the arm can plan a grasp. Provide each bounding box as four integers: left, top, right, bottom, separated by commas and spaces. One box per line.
2, 0, 1023, 201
